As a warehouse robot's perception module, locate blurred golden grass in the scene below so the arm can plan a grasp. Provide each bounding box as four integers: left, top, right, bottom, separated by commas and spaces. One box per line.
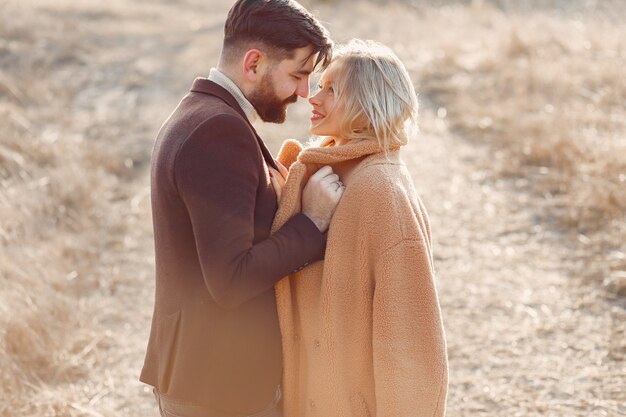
1, 1, 156, 414
414, 2, 626, 293
0, 134, 111, 415
0, 90, 119, 416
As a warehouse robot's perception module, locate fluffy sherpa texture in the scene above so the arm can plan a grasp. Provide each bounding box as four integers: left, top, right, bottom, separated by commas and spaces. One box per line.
272, 137, 448, 417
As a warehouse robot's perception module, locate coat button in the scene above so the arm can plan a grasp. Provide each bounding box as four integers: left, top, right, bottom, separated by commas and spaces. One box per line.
314, 339, 321, 348
294, 334, 300, 342
310, 400, 316, 409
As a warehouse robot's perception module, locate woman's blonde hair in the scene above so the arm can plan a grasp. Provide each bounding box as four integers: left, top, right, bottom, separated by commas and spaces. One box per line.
321, 39, 418, 152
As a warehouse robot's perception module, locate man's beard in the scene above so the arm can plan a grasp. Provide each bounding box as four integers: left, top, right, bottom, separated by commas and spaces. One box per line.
248, 72, 298, 123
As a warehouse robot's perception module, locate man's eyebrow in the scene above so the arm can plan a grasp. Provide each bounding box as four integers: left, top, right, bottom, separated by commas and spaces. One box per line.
296, 53, 316, 75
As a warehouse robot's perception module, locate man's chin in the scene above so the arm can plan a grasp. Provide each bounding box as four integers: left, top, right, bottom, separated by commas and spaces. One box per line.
258, 107, 288, 124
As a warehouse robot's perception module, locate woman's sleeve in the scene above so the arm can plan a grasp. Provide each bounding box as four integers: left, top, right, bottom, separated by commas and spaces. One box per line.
276, 138, 303, 170
372, 239, 448, 417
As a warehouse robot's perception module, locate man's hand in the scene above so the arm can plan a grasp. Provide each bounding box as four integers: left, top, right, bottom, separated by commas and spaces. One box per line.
302, 165, 345, 233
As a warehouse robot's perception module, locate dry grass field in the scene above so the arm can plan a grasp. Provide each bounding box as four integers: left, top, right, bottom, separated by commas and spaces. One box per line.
0, 0, 624, 416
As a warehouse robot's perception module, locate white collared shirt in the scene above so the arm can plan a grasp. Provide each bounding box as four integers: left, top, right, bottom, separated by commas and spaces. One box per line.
208, 68, 259, 124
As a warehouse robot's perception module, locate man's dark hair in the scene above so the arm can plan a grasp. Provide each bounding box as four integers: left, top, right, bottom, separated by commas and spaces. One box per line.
223, 0, 332, 71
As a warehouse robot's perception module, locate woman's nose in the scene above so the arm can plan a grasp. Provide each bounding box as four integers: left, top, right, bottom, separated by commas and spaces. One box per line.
309, 91, 320, 106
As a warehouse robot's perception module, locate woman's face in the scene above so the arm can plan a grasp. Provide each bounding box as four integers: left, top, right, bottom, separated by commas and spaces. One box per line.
308, 61, 344, 138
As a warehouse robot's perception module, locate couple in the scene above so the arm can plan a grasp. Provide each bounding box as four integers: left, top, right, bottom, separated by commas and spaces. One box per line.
140, 1, 448, 416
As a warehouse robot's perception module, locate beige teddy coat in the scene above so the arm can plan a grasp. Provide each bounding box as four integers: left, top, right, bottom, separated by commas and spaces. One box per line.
271, 137, 448, 417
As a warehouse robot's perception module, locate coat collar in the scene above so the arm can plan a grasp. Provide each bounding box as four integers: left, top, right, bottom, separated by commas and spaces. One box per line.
190, 77, 247, 119
207, 68, 258, 124
297, 136, 407, 165
189, 77, 278, 171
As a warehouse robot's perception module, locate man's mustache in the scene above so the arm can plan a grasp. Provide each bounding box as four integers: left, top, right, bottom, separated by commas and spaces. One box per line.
283, 95, 298, 105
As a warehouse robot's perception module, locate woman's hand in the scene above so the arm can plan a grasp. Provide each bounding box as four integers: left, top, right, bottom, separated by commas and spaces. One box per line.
275, 160, 289, 179
302, 165, 345, 232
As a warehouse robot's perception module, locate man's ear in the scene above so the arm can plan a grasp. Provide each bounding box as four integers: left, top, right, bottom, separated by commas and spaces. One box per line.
242, 49, 264, 83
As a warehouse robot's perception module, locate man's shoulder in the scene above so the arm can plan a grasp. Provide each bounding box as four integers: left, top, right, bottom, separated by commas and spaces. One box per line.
158, 92, 251, 145
152, 91, 255, 174
176, 92, 247, 130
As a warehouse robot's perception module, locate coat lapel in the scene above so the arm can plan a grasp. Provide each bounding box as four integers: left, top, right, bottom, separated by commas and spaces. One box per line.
189, 78, 279, 171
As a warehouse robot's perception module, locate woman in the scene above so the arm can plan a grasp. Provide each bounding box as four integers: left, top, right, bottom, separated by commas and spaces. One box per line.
271, 40, 448, 417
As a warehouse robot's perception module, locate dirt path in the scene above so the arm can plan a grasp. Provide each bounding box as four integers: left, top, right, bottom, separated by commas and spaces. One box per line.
13, 0, 621, 416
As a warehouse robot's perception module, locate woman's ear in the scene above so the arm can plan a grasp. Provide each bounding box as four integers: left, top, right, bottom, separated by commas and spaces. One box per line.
242, 49, 264, 83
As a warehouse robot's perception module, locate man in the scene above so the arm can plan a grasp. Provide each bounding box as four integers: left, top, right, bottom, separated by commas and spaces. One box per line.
140, 1, 341, 416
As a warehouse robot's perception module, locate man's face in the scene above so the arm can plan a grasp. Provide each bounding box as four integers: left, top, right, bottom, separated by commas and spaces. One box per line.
248, 46, 318, 123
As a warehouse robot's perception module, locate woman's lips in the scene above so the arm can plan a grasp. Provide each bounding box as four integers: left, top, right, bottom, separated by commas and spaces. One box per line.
310, 110, 325, 122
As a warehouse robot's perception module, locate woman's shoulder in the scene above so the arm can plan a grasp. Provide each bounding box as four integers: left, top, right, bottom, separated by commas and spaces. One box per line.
342, 156, 421, 218
348, 153, 412, 196
340, 153, 430, 245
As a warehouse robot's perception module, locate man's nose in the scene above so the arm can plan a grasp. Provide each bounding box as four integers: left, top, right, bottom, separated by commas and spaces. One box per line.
296, 78, 310, 98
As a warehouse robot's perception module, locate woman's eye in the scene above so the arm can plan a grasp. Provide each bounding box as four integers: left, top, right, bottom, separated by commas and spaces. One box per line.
328, 86, 334, 93
292, 75, 302, 81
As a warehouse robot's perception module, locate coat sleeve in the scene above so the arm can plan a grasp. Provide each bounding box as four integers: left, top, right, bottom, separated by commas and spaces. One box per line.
174, 114, 326, 309
276, 138, 304, 169
372, 239, 448, 417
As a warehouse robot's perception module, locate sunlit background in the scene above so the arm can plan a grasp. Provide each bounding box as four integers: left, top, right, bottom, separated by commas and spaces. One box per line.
1, 0, 624, 416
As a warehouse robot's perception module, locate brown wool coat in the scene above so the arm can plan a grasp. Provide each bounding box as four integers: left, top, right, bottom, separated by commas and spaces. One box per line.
272, 137, 448, 417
